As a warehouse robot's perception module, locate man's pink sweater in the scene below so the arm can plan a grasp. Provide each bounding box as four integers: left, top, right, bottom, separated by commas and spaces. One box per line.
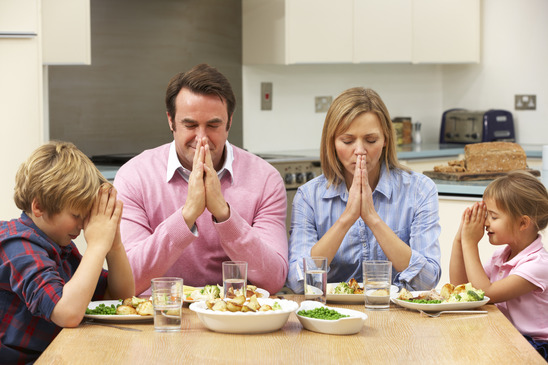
114, 143, 288, 295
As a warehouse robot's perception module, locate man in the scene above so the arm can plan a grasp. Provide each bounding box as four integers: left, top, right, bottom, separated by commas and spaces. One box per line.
114, 64, 288, 295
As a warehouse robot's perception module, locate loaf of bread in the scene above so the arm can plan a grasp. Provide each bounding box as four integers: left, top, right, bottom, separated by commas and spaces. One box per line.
464, 142, 527, 173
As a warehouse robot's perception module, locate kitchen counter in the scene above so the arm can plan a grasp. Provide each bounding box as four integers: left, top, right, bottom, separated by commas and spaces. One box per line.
97, 143, 545, 197
396, 142, 544, 160
397, 143, 545, 196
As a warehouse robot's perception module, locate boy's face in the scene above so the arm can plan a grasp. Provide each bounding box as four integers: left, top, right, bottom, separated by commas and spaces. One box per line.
38, 208, 85, 247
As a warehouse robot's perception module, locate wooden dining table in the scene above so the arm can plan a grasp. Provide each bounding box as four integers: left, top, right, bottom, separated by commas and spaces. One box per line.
36, 295, 545, 364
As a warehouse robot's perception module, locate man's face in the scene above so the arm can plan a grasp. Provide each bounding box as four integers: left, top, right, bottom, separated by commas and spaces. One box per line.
168, 88, 231, 171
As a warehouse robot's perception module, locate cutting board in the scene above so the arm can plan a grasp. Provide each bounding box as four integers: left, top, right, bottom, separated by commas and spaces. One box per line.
423, 169, 541, 181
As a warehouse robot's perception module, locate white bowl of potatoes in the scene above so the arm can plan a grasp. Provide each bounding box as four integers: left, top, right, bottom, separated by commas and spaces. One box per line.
189, 295, 298, 334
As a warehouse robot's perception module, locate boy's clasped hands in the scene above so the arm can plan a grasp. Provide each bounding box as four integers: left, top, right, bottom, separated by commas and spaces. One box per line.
84, 184, 124, 256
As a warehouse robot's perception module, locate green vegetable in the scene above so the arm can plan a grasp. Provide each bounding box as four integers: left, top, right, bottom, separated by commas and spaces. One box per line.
333, 282, 353, 295
272, 302, 282, 310
404, 299, 443, 304
85, 301, 122, 315
466, 289, 484, 301
298, 307, 350, 320
201, 285, 221, 299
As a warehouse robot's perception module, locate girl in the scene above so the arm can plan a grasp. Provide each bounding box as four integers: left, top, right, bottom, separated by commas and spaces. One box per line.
450, 170, 548, 360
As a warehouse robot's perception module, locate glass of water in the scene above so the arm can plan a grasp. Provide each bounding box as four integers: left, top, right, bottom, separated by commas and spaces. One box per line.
363, 260, 392, 310
303, 256, 327, 304
222, 261, 247, 299
151, 277, 183, 332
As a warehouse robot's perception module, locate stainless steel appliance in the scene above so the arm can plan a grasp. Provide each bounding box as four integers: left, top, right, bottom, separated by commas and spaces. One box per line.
439, 109, 515, 144
254, 153, 322, 236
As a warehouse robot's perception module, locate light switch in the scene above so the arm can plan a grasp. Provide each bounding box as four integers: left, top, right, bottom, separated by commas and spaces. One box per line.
261, 82, 273, 111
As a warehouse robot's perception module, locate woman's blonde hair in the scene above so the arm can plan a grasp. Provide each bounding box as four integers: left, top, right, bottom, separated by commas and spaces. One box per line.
14, 141, 109, 216
483, 170, 548, 232
320, 87, 407, 187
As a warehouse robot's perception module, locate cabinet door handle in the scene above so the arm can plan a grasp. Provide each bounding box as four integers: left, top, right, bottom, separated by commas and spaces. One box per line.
0, 32, 37, 38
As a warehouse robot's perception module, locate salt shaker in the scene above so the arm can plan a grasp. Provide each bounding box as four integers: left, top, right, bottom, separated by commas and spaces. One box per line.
414, 122, 422, 145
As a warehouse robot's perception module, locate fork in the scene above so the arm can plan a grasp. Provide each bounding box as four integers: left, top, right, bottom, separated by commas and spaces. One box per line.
418, 310, 488, 318
84, 320, 143, 332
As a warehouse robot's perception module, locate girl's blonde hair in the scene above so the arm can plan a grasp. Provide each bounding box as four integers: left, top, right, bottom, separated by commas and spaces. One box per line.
320, 87, 408, 187
483, 170, 548, 232
14, 141, 109, 216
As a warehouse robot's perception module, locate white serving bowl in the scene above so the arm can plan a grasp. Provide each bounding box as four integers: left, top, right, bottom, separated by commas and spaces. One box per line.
189, 298, 298, 334
296, 301, 368, 335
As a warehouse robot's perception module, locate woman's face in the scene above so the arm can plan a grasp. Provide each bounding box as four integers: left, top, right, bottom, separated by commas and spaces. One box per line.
334, 112, 386, 186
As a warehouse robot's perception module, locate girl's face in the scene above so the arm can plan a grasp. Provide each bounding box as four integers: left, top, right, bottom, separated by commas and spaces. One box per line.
334, 112, 386, 186
484, 198, 517, 246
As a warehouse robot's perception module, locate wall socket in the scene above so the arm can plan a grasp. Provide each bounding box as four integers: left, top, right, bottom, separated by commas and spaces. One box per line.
315, 96, 332, 113
515, 94, 536, 110
261, 82, 273, 111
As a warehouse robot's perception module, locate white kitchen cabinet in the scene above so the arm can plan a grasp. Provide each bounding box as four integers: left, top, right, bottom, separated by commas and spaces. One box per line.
354, 0, 412, 63
413, 0, 480, 63
42, 0, 91, 65
0, 1, 44, 220
286, 0, 353, 64
0, 0, 38, 35
243, 0, 480, 65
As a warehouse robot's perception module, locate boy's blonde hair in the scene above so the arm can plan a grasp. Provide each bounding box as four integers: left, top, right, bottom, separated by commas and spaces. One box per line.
14, 141, 109, 216
483, 170, 548, 232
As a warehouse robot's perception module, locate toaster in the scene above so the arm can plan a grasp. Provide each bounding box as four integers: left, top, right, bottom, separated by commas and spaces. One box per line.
439, 109, 515, 144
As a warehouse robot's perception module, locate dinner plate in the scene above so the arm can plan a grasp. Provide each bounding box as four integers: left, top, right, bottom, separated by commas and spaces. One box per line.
390, 291, 490, 311
84, 300, 153, 323
185, 287, 270, 303
326, 283, 399, 304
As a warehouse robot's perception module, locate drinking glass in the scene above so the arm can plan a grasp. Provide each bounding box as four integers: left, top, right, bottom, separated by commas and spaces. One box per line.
363, 260, 392, 310
151, 277, 183, 332
303, 256, 327, 304
222, 261, 248, 299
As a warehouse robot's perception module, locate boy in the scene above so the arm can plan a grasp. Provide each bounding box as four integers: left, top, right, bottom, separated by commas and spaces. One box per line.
0, 141, 135, 364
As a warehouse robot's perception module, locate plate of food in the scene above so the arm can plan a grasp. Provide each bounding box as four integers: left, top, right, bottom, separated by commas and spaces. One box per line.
84, 297, 154, 322
327, 279, 399, 303
184, 284, 270, 303
189, 295, 298, 334
391, 283, 489, 312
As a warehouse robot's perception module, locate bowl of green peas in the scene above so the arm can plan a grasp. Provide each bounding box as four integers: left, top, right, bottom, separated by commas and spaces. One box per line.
296, 301, 367, 335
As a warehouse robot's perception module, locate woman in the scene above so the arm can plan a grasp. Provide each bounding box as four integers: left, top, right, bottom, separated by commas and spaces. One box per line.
287, 87, 441, 293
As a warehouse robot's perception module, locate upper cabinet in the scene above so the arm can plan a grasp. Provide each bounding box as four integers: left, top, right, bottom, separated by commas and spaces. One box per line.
413, 0, 480, 63
42, 0, 91, 65
285, 0, 353, 64
243, 0, 480, 65
0, 0, 39, 36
